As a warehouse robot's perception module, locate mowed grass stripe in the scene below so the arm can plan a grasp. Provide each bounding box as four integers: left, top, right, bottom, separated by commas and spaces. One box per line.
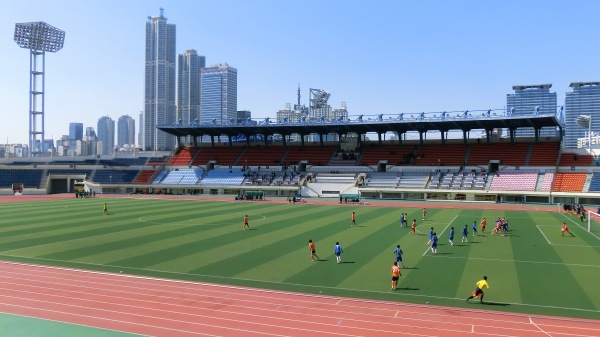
106, 202, 332, 270
146, 204, 352, 273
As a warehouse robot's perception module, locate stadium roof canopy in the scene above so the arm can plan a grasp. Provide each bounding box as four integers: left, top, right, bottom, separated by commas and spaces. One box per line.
158, 109, 563, 144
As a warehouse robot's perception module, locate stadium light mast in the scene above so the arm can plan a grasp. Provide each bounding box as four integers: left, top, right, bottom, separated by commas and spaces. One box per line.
576, 115, 592, 149
14, 22, 65, 157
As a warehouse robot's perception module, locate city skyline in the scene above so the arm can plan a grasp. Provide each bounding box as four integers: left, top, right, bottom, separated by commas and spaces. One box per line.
2, 1, 600, 146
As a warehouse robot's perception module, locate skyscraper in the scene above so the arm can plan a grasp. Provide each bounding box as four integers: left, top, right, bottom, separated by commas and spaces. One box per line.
97, 116, 115, 155
200, 63, 237, 124
506, 84, 558, 138
117, 115, 136, 148
564, 82, 600, 148
69, 123, 83, 143
143, 9, 176, 151
177, 49, 205, 126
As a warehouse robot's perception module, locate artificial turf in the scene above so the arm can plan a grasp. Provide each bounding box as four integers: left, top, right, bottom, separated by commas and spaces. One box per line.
0, 197, 598, 319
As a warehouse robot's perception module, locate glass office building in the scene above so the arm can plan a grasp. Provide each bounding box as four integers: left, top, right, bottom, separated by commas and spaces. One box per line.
564, 82, 600, 148
200, 63, 237, 124
97, 116, 115, 155
177, 49, 205, 126
117, 115, 136, 148
506, 84, 558, 138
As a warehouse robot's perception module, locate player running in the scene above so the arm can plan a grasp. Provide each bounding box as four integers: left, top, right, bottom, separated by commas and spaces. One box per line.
410, 219, 417, 235
393, 245, 405, 268
561, 222, 575, 237
466, 276, 489, 304
308, 239, 320, 261
480, 218, 487, 233
448, 227, 455, 246
472, 221, 478, 237
391, 262, 402, 290
462, 225, 468, 243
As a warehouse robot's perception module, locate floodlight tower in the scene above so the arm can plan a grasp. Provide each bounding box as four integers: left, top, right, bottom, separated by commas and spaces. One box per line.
14, 22, 65, 156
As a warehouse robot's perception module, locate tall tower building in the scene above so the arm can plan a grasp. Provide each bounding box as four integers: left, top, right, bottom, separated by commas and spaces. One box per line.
564, 82, 600, 148
506, 84, 558, 138
143, 9, 176, 151
200, 63, 237, 124
69, 123, 83, 143
177, 49, 205, 126
97, 116, 115, 155
117, 115, 136, 148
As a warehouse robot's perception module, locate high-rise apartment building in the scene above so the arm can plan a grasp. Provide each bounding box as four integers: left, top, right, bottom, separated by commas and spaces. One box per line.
117, 115, 136, 148
177, 49, 205, 126
97, 116, 115, 155
564, 82, 600, 148
143, 9, 176, 151
200, 63, 237, 124
506, 84, 558, 138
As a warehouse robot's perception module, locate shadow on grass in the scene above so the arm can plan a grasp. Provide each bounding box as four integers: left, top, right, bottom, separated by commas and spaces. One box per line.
339, 261, 355, 264
432, 252, 453, 255
397, 287, 420, 291
481, 301, 510, 307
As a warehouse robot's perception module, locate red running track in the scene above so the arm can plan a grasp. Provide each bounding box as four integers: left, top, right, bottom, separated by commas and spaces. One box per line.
0, 261, 598, 337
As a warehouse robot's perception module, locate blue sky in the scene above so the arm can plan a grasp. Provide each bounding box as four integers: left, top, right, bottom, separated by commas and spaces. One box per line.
2, 0, 599, 145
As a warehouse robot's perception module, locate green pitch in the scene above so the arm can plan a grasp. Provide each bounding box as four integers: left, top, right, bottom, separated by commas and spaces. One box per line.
0, 197, 598, 319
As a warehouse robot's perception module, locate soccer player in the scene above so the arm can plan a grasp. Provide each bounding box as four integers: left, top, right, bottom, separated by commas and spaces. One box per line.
243, 215, 250, 230
410, 219, 416, 235
393, 245, 405, 267
492, 218, 502, 235
308, 239, 320, 261
466, 276, 489, 303
399, 213, 406, 228
480, 217, 487, 233
472, 221, 478, 237
391, 261, 402, 290
427, 227, 434, 245
561, 222, 575, 237
462, 225, 468, 243
422, 208, 427, 221
431, 232, 439, 254
448, 226, 455, 246
103, 202, 108, 215
334, 242, 344, 263
350, 212, 356, 227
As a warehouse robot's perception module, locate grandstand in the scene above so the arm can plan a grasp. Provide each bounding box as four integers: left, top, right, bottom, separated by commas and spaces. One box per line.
2, 108, 600, 206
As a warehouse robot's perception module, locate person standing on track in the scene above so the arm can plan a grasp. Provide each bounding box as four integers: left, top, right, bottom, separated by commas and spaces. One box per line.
391, 261, 402, 290
308, 239, 320, 261
466, 276, 489, 303
243, 215, 250, 230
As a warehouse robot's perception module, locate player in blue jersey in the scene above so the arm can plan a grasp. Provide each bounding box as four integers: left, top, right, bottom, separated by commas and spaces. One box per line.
427, 227, 434, 245
448, 227, 455, 246
393, 245, 405, 267
431, 233, 439, 254
462, 225, 469, 243
472, 221, 478, 237
334, 242, 344, 263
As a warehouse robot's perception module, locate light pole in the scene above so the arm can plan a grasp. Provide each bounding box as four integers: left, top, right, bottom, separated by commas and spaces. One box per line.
14, 22, 65, 157
576, 115, 592, 149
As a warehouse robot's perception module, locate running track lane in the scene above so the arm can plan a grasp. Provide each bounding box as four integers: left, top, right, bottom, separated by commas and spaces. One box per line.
0, 262, 598, 337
